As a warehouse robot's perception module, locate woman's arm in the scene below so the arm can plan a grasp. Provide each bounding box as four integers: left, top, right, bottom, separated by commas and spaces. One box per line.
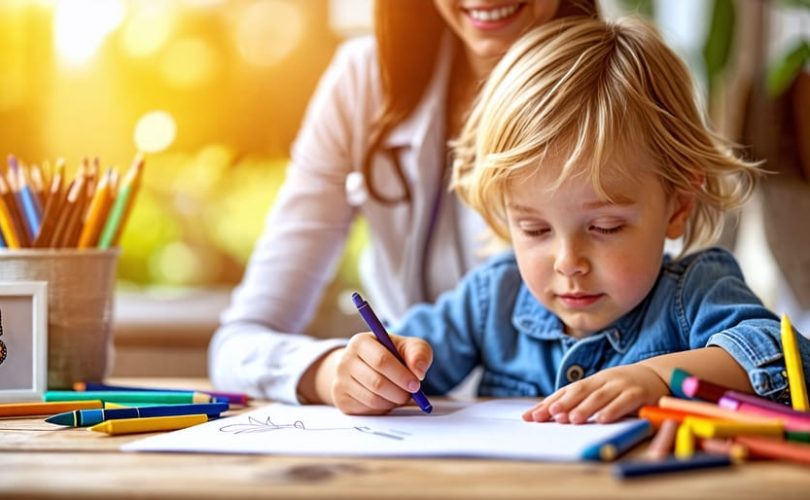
208, 39, 378, 402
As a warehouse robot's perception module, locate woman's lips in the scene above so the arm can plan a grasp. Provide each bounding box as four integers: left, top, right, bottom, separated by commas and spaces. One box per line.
463, 3, 526, 31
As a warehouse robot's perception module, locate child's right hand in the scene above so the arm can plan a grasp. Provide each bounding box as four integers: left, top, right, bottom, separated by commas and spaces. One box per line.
324, 332, 433, 415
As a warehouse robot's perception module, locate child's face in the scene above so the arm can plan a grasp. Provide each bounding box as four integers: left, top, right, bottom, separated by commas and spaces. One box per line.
505, 161, 690, 338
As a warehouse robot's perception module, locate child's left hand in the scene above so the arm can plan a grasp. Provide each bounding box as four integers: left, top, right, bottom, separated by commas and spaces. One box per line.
521, 363, 669, 424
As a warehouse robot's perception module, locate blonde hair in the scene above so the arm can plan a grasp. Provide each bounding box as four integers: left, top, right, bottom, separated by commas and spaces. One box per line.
452, 16, 760, 255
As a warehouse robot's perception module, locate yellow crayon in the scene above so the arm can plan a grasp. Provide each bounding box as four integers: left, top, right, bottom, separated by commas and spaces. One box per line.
686, 416, 783, 439
674, 422, 695, 459
781, 314, 809, 412
88, 413, 209, 435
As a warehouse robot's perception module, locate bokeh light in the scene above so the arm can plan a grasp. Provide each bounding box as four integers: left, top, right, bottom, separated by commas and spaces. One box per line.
54, 0, 126, 67
120, 4, 174, 58
161, 37, 219, 88
235, 0, 303, 67
134, 111, 176, 153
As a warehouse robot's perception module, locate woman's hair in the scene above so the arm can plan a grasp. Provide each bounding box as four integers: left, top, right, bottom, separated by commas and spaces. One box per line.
364, 0, 600, 204
452, 16, 761, 255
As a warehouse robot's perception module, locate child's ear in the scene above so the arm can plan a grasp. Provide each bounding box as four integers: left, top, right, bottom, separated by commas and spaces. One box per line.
665, 191, 694, 239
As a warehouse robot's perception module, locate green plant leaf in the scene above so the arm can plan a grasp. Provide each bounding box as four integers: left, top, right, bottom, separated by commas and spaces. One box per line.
767, 40, 810, 97
702, 0, 736, 85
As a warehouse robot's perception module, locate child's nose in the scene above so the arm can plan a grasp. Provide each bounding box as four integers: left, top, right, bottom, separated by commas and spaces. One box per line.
553, 240, 590, 276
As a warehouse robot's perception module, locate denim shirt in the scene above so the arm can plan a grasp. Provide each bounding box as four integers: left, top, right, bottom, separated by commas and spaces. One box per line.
392, 247, 810, 402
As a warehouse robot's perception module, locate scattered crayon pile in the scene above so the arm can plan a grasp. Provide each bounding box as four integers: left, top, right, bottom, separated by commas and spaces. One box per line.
618, 314, 810, 478
0, 153, 144, 249
0, 381, 249, 435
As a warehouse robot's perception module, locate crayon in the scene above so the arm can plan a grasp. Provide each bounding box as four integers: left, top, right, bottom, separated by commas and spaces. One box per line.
685, 416, 783, 439
88, 413, 210, 435
645, 419, 679, 460
681, 376, 731, 403
614, 454, 733, 479
674, 422, 695, 459
658, 397, 777, 424
780, 314, 808, 411
736, 435, 810, 466
581, 420, 651, 461
638, 406, 704, 427
46, 402, 229, 427
74, 381, 248, 406
0, 400, 105, 417
669, 368, 693, 399
698, 438, 749, 462
718, 392, 810, 432
44, 391, 219, 404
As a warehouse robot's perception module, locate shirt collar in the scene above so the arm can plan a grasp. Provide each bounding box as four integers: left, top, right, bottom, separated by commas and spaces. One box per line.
511, 283, 646, 354
383, 31, 455, 149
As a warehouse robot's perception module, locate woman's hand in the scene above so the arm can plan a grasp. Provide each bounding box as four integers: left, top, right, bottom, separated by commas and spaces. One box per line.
322, 332, 433, 415
521, 364, 669, 424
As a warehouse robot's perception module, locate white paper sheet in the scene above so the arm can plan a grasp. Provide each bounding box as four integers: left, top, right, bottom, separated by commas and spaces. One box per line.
123, 399, 643, 461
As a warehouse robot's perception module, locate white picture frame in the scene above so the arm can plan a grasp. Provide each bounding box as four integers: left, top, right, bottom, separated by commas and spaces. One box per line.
0, 281, 47, 402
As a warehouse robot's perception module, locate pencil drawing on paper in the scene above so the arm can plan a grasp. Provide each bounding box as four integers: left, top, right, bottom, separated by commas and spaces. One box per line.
218, 415, 411, 441
0, 308, 8, 366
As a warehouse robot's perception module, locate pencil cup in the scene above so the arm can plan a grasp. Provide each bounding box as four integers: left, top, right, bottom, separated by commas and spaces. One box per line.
0, 249, 119, 389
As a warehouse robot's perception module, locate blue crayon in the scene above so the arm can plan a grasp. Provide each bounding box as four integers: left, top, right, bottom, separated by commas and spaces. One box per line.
582, 420, 651, 461
614, 454, 733, 479
45, 402, 229, 427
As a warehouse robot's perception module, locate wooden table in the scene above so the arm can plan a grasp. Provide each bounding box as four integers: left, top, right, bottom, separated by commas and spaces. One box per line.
2, 379, 810, 499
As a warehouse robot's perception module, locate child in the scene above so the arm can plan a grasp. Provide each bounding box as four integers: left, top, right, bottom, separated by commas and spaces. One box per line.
299, 16, 810, 423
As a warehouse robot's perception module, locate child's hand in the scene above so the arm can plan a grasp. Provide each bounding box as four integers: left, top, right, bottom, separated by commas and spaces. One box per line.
521, 364, 668, 424
329, 332, 433, 415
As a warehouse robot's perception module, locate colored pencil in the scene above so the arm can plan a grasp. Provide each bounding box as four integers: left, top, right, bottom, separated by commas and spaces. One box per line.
46, 402, 229, 427
699, 438, 749, 462
88, 413, 210, 435
0, 169, 28, 247
645, 419, 679, 460
77, 167, 114, 248
681, 376, 731, 403
658, 397, 777, 424
581, 420, 651, 461
11, 160, 42, 240
98, 153, 144, 248
0, 183, 21, 248
674, 422, 695, 459
32, 160, 65, 247
669, 368, 693, 399
781, 314, 809, 411
73, 381, 249, 406
44, 391, 218, 404
685, 416, 783, 439
718, 392, 810, 432
614, 454, 733, 479
0, 400, 105, 417
736, 435, 810, 466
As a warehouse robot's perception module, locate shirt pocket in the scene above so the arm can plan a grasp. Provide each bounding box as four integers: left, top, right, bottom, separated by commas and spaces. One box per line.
478, 370, 540, 397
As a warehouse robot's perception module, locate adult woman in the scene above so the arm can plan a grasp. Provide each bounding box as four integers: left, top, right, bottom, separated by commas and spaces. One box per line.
209, 0, 599, 402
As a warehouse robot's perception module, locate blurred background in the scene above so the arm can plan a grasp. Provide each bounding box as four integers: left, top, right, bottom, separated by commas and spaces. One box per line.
0, 0, 807, 375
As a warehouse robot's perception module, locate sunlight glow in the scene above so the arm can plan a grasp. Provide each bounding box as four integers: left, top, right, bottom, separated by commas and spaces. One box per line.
134, 110, 176, 153
54, 0, 126, 67
235, 1, 303, 67
121, 4, 174, 58
161, 37, 219, 88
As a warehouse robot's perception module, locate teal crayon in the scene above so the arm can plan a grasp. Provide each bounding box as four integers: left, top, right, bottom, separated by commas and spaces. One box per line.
74, 381, 249, 406
44, 391, 220, 404
669, 368, 693, 399
582, 420, 651, 461
46, 402, 229, 427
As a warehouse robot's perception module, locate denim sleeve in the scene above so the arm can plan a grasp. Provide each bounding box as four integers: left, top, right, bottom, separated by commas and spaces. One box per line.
390, 265, 490, 395
678, 249, 809, 401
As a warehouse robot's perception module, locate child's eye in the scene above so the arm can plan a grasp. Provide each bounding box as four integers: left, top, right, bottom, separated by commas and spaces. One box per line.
591, 225, 624, 235
518, 225, 550, 237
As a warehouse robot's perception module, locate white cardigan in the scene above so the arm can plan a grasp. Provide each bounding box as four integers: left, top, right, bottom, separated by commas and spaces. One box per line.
208, 35, 488, 403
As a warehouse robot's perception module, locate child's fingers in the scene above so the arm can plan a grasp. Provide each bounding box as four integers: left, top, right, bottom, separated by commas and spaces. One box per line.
332, 390, 394, 416
346, 353, 413, 407
349, 333, 423, 395
524, 391, 565, 422
547, 381, 593, 416
593, 390, 645, 423
393, 336, 433, 380
566, 386, 617, 424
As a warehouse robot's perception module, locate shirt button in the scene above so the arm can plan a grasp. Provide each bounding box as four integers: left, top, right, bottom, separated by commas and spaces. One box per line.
566, 365, 584, 382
